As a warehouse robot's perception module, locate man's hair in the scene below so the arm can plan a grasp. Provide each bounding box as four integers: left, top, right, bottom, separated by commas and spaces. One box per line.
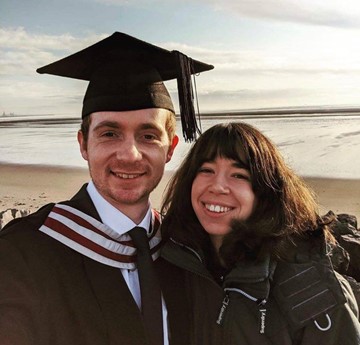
161, 122, 334, 267
80, 109, 177, 144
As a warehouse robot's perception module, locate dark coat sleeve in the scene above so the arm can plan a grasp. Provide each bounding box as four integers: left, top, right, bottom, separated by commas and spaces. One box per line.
0, 236, 43, 345
0, 202, 149, 345
0, 199, 192, 345
296, 273, 360, 345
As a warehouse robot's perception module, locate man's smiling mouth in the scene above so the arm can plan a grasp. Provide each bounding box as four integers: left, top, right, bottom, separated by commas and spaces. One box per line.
112, 172, 145, 179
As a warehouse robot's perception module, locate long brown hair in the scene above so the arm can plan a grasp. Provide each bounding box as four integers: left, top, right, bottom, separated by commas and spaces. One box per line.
161, 122, 334, 267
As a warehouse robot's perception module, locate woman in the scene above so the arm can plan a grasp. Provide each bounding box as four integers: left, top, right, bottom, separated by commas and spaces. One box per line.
160, 122, 360, 344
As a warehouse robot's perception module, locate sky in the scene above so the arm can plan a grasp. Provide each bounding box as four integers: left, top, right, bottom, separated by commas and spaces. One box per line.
2, 0, 360, 115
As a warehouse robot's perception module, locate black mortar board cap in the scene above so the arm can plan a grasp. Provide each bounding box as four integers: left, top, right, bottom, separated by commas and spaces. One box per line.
36, 32, 214, 142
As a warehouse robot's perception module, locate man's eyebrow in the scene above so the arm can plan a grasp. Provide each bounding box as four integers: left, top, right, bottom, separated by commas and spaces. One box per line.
138, 123, 163, 132
92, 121, 120, 131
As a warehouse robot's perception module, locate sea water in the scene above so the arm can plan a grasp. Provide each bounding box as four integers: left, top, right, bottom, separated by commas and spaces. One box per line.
0, 114, 359, 179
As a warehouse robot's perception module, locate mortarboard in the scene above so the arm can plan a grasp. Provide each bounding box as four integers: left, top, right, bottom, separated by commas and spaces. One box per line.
36, 32, 214, 142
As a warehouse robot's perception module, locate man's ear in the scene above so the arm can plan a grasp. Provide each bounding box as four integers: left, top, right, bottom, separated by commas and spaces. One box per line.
166, 135, 179, 163
77, 130, 89, 161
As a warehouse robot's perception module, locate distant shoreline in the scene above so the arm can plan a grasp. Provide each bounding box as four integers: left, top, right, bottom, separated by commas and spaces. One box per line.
198, 110, 360, 120
200, 105, 360, 117
2, 105, 360, 125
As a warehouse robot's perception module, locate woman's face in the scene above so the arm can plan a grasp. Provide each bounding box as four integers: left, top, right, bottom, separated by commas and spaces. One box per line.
191, 156, 257, 251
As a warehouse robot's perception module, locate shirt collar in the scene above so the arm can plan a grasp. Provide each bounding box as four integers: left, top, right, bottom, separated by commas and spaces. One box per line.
87, 181, 152, 236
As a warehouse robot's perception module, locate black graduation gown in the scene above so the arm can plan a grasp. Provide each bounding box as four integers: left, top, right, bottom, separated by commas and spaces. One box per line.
0, 184, 189, 345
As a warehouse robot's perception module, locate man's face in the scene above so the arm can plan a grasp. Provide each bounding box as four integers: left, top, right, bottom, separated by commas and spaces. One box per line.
78, 109, 178, 222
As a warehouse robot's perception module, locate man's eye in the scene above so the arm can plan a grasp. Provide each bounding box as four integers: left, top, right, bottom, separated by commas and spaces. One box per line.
143, 134, 157, 141
142, 133, 159, 141
102, 131, 116, 137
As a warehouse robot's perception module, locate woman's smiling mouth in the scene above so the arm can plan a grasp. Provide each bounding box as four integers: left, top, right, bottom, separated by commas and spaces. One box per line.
204, 203, 233, 213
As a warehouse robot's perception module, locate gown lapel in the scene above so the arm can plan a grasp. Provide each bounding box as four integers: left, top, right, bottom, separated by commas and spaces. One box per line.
83, 257, 147, 344
64, 184, 148, 343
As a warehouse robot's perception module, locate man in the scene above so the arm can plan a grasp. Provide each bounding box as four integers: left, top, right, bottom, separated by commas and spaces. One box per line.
0, 32, 213, 345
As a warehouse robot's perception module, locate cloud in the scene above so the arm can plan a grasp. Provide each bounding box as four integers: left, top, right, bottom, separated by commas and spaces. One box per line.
90, 0, 360, 28
92, 0, 130, 4
2, 26, 360, 114
0, 27, 107, 76
0, 28, 95, 113
2, 27, 74, 51
162, 42, 360, 84
204, 0, 360, 28
191, 86, 348, 111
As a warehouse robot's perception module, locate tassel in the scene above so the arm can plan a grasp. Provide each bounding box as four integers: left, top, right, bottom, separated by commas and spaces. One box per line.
173, 50, 202, 142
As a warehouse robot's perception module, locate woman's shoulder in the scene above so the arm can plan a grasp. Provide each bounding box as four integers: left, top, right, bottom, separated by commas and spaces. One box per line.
271, 246, 355, 331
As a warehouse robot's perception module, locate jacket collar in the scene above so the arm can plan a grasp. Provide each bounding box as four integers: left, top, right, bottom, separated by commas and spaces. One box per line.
161, 239, 277, 300
223, 254, 277, 301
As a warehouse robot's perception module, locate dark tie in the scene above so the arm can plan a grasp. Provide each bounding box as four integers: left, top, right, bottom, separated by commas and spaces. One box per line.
128, 226, 163, 345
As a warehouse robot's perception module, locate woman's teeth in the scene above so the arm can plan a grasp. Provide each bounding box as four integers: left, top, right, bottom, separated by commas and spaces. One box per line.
205, 204, 231, 213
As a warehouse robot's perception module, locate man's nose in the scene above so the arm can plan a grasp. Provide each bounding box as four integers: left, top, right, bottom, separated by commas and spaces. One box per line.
116, 138, 142, 161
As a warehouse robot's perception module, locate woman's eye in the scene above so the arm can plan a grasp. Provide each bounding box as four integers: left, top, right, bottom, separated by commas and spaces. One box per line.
233, 172, 250, 180
198, 167, 213, 174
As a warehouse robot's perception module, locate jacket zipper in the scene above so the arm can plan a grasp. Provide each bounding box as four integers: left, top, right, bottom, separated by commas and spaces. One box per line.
166, 240, 269, 333
216, 293, 230, 325
258, 298, 267, 334
216, 287, 258, 327
219, 288, 268, 334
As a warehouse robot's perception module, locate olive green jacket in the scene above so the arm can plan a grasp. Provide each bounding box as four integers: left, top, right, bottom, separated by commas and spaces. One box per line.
162, 237, 360, 345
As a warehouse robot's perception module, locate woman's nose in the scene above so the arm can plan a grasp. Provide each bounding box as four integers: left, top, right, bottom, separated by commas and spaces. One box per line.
208, 175, 229, 194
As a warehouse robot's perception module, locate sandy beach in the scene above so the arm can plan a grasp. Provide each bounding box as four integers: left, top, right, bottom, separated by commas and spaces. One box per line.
0, 163, 359, 222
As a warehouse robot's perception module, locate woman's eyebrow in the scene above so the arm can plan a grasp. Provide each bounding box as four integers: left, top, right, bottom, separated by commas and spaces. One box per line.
232, 160, 249, 169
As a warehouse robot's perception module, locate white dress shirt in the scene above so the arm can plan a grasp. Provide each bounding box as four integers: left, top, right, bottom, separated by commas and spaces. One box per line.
87, 181, 169, 344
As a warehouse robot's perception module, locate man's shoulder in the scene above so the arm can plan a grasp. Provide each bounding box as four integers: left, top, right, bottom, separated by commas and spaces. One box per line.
0, 203, 55, 236
0, 185, 91, 240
